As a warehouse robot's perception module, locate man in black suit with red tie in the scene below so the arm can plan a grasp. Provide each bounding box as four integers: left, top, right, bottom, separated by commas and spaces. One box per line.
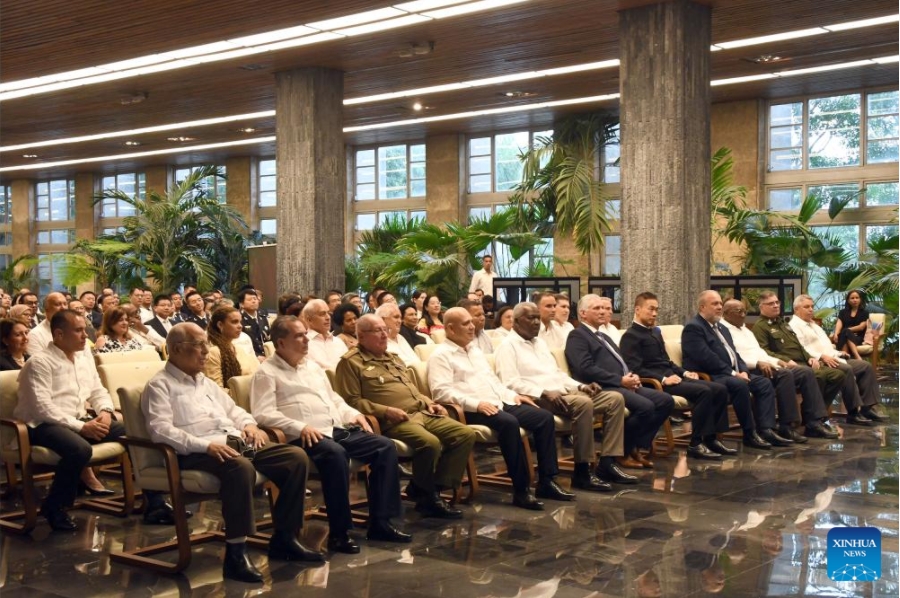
619, 292, 732, 460
565, 294, 673, 475
681, 290, 792, 450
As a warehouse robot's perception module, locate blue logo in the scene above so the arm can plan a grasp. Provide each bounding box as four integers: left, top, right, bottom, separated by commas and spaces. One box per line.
827, 527, 881, 582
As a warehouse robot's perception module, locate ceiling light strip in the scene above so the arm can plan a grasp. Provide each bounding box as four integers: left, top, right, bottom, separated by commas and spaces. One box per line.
0, 137, 276, 173
0, 111, 275, 153
343, 93, 620, 132
0, 0, 532, 100
5, 54, 896, 153
343, 59, 621, 105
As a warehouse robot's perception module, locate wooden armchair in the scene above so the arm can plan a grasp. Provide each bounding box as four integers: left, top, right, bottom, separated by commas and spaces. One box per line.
226, 374, 371, 526
109, 385, 272, 574
0, 370, 134, 535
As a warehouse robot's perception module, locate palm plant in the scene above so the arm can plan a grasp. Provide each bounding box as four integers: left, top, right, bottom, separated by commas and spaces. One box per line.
66, 166, 249, 293
508, 112, 618, 269
0, 254, 40, 292
356, 209, 542, 300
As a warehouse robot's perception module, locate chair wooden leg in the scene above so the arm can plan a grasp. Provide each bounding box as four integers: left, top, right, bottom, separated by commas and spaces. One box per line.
0, 451, 38, 535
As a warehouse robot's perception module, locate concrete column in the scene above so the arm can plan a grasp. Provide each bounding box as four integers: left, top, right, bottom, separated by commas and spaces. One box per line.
710, 100, 764, 274
619, 0, 711, 324
275, 67, 345, 296
73, 173, 98, 242
225, 156, 256, 227
144, 165, 171, 195
10, 179, 34, 259
425, 134, 465, 225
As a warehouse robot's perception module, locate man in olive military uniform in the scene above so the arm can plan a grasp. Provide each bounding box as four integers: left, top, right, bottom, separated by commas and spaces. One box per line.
334, 314, 476, 519
751, 291, 851, 418
239, 288, 270, 358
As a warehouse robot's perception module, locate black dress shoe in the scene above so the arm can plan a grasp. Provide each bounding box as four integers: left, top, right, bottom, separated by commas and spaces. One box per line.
845, 412, 873, 426
415, 494, 463, 519
703, 439, 737, 456
595, 463, 639, 484
268, 530, 325, 562
572, 473, 613, 492
743, 431, 772, 450
805, 422, 839, 439
327, 533, 360, 554
780, 427, 809, 444
367, 521, 412, 543
759, 429, 793, 447
687, 443, 722, 460
534, 479, 575, 501
143, 502, 192, 525
224, 542, 263, 583
512, 490, 545, 511
862, 407, 888, 422
42, 506, 77, 531
398, 464, 414, 478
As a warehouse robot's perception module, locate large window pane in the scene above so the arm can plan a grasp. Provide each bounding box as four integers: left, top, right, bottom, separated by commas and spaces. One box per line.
355, 213, 376, 231
258, 159, 277, 207
811, 225, 859, 255
604, 125, 620, 183
494, 132, 529, 191
468, 207, 491, 222
867, 91, 899, 164
865, 182, 899, 206
378, 145, 409, 199
603, 235, 621, 275
808, 94, 861, 169
808, 183, 859, 211
768, 188, 803, 211
100, 173, 142, 218
866, 224, 898, 245
175, 166, 226, 203
769, 102, 803, 171
0, 185, 10, 225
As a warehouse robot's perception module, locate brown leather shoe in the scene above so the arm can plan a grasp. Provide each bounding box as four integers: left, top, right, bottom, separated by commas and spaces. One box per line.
616, 456, 644, 469
631, 450, 654, 469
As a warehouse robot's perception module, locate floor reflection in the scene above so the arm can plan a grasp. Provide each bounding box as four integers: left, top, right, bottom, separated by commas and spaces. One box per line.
1, 373, 897, 597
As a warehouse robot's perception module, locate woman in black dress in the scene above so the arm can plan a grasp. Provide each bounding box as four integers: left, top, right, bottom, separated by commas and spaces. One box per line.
0, 318, 29, 371
833, 290, 869, 360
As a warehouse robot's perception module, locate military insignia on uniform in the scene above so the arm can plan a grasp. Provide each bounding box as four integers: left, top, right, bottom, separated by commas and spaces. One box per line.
365, 366, 374, 371
379, 376, 385, 384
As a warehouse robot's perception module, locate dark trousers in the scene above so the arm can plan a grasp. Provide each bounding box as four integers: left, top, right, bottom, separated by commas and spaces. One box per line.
757, 365, 828, 426
615, 387, 674, 453
750, 368, 801, 426
28, 420, 125, 511
711, 374, 777, 432
294, 429, 401, 534
179, 443, 309, 539
663, 379, 729, 441
838, 359, 880, 409
466, 403, 557, 492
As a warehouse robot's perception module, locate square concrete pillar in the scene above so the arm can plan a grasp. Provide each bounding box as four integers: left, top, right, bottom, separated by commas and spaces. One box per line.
10, 179, 34, 259
225, 156, 256, 227
425, 134, 465, 225
275, 67, 345, 296
619, 0, 711, 324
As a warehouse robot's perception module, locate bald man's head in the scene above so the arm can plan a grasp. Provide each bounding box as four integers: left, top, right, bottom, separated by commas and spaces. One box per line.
444, 306, 475, 346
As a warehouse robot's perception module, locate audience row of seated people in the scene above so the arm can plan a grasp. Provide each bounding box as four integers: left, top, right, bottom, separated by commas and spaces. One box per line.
0, 282, 885, 584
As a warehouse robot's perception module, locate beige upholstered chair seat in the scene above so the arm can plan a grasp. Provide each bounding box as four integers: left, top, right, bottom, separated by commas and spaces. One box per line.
97, 361, 166, 409
94, 348, 161, 365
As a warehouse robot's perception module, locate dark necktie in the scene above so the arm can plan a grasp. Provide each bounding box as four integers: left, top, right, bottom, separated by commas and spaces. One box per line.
596, 331, 629, 375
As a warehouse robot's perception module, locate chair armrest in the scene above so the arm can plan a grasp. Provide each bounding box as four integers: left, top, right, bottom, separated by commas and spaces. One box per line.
119, 435, 185, 482
441, 403, 467, 424
260, 426, 286, 444
640, 378, 664, 390
364, 415, 382, 436
696, 372, 711, 381
0, 416, 33, 462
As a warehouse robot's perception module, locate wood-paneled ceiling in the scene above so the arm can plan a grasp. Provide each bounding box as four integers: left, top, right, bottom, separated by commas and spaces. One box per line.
1, 0, 897, 180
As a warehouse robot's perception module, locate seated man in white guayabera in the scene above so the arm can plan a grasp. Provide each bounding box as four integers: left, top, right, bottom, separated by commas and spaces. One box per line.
494, 302, 630, 492
251, 315, 411, 555
787, 294, 885, 424
143, 323, 323, 583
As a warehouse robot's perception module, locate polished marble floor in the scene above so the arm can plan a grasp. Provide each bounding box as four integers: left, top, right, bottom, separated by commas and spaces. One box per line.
2, 373, 897, 598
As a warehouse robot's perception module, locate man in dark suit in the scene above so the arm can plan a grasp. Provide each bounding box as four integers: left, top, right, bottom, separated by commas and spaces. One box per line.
144, 293, 174, 339
681, 290, 791, 450
620, 292, 732, 460
238, 288, 270, 358
565, 294, 673, 475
